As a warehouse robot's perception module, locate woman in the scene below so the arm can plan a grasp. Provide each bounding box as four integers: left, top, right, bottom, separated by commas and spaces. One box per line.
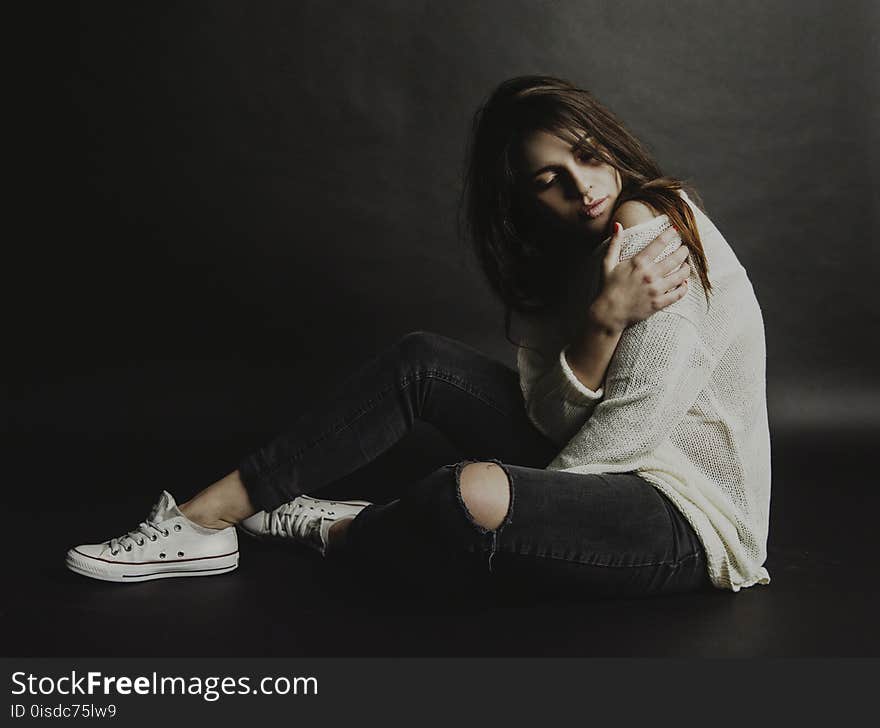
65, 75, 771, 597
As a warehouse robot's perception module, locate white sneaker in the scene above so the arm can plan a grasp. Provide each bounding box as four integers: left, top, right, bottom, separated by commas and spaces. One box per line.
238, 495, 372, 557
65, 490, 239, 583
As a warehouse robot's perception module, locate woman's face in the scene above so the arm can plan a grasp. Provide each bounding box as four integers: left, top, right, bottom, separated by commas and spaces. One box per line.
518, 129, 622, 243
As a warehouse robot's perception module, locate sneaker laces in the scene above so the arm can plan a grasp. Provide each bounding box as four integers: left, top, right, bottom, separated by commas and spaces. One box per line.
267, 500, 325, 549
107, 521, 169, 555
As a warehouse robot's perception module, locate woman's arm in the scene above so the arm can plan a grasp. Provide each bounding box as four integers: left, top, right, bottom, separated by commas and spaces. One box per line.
517, 211, 692, 447
562, 202, 691, 392
547, 207, 719, 469
548, 307, 718, 472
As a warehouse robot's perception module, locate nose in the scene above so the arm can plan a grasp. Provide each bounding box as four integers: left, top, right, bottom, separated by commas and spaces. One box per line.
564, 166, 595, 201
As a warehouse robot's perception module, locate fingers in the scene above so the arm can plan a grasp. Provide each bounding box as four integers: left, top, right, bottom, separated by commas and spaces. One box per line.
662, 259, 691, 292
657, 245, 690, 277
652, 252, 692, 312
656, 277, 689, 308
602, 221, 625, 271
634, 226, 681, 267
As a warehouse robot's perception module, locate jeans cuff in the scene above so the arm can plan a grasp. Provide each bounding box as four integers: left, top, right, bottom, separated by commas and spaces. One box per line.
236, 453, 288, 513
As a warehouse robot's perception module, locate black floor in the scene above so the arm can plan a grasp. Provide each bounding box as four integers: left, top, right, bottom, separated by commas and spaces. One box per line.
4, 426, 878, 657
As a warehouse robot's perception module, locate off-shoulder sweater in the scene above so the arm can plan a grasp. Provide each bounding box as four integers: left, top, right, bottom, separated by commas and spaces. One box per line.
516, 189, 772, 592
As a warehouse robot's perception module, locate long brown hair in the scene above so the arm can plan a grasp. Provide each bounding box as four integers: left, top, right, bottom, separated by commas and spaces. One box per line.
460, 75, 712, 348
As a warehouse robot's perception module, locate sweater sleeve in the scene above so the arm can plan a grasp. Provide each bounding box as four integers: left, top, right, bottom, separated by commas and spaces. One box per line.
517, 336, 605, 447
546, 308, 715, 471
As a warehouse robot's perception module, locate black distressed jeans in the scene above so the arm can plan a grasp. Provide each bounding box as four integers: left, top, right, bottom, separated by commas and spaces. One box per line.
237, 331, 712, 600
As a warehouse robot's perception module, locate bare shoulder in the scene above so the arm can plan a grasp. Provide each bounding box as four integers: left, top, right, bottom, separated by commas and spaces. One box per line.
613, 200, 662, 230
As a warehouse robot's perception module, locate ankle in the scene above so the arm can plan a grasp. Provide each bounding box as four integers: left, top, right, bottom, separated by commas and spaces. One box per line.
178, 504, 233, 531
179, 470, 257, 529
325, 517, 355, 554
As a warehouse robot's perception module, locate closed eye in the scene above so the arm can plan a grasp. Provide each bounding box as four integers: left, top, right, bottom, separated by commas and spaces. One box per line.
577, 151, 598, 164
534, 152, 599, 190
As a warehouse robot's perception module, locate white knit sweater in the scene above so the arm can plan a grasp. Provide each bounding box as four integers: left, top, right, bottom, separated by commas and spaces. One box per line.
516, 190, 771, 592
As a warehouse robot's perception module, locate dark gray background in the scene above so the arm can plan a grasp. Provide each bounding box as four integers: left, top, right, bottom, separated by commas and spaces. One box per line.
4, 0, 880, 662
11, 0, 879, 445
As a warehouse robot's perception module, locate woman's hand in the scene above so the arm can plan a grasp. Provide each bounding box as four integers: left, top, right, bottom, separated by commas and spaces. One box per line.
590, 222, 691, 334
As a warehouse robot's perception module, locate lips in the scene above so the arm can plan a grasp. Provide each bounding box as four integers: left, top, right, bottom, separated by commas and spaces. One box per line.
580, 196, 609, 219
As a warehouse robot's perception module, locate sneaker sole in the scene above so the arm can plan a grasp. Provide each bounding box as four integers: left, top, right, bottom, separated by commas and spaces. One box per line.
65, 550, 239, 583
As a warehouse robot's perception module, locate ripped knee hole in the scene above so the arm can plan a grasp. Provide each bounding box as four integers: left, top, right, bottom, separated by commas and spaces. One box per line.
456, 461, 511, 532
